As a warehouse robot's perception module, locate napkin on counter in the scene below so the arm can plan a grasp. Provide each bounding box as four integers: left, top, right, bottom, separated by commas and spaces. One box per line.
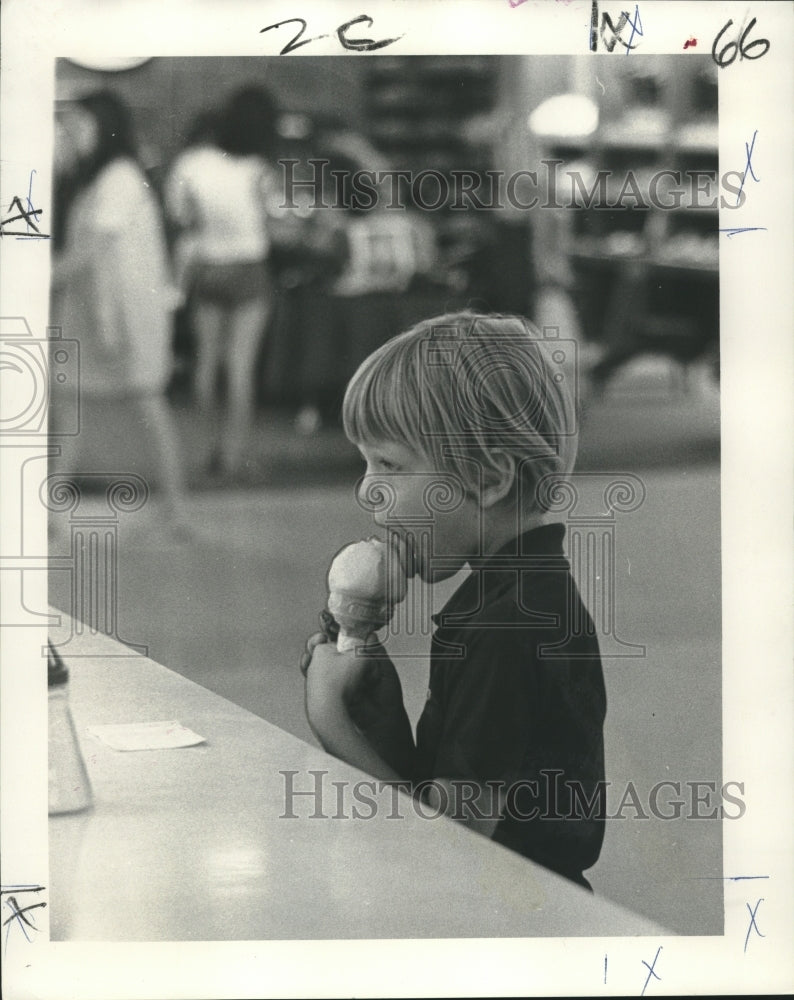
87, 721, 206, 751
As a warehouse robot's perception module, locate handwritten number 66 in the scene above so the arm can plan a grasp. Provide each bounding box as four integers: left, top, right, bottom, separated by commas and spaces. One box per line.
712, 18, 770, 68
261, 14, 403, 55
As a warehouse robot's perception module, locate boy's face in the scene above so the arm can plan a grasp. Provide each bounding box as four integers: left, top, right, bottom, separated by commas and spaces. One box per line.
355, 440, 482, 583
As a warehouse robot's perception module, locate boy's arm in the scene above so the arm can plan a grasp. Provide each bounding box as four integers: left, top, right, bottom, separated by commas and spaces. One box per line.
302, 641, 509, 840
306, 685, 407, 785
302, 636, 416, 783
423, 779, 506, 839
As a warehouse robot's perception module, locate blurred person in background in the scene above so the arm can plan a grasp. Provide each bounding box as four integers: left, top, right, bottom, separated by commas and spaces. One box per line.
164, 109, 221, 312
51, 89, 189, 534
292, 128, 429, 434
258, 112, 350, 434
164, 85, 279, 483
163, 109, 220, 400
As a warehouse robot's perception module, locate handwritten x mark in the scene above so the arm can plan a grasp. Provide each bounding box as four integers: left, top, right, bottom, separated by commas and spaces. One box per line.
641, 945, 662, 996
3, 897, 46, 930
744, 898, 765, 952
3, 896, 47, 954
0, 196, 50, 238
736, 130, 760, 206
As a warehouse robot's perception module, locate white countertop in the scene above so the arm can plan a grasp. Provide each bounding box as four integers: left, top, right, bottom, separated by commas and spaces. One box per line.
49, 612, 667, 941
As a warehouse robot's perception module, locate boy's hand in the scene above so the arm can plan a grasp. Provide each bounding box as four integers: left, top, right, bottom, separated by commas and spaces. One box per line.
299, 630, 329, 678
300, 627, 395, 713
300, 617, 415, 778
302, 633, 375, 697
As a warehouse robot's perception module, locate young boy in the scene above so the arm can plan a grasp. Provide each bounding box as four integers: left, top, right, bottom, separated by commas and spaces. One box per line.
301, 311, 606, 889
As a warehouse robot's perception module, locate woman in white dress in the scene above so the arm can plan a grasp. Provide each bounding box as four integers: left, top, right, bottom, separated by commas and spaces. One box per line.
52, 89, 188, 532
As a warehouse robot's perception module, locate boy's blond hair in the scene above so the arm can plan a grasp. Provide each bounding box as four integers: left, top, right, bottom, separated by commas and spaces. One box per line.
342, 311, 578, 514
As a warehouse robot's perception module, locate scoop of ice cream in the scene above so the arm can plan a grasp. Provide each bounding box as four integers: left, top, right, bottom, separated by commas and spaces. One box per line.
326, 537, 409, 650
327, 536, 407, 605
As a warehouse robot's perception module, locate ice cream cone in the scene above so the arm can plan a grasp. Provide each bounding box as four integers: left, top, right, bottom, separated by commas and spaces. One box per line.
325, 536, 408, 652
327, 590, 389, 651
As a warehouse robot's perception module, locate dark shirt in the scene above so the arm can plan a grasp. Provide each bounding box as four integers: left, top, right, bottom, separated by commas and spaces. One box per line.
415, 523, 607, 887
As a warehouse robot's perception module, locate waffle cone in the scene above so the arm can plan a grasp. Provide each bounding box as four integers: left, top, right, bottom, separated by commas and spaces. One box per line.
327, 590, 390, 649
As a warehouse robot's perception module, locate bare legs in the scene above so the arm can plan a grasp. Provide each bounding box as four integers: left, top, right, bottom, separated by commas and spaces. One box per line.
49, 390, 190, 540
193, 299, 224, 456
192, 295, 270, 478
133, 394, 189, 525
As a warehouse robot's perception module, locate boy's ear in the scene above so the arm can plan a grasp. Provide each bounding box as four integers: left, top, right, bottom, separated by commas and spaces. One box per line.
481, 451, 516, 508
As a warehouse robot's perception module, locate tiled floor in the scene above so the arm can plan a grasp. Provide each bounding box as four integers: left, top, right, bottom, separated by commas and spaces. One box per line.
49, 355, 723, 934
